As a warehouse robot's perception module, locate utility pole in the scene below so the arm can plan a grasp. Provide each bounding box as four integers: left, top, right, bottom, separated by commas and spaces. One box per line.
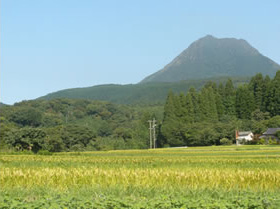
153, 118, 157, 149
148, 118, 157, 149
235, 129, 239, 146
148, 120, 153, 149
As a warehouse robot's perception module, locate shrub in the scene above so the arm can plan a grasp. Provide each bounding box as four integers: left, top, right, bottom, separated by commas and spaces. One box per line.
220, 138, 232, 145
245, 140, 258, 145
268, 138, 277, 145
258, 138, 266, 145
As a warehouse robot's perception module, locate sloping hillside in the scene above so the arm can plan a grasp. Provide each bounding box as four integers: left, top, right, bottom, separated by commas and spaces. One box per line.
141, 35, 280, 83
39, 77, 249, 105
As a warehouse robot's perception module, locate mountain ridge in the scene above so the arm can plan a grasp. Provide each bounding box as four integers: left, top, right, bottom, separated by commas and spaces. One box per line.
140, 35, 280, 83
39, 35, 280, 105
39, 76, 250, 105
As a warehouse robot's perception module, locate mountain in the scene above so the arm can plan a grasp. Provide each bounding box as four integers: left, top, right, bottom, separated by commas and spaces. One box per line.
141, 35, 280, 83
39, 77, 249, 105
39, 35, 279, 105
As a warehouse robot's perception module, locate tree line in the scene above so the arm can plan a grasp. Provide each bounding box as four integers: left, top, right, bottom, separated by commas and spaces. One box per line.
0, 99, 162, 153
159, 71, 280, 147
0, 71, 279, 152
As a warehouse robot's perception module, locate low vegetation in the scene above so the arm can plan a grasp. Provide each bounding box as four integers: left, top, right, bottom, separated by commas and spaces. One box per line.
39, 77, 250, 105
0, 99, 162, 152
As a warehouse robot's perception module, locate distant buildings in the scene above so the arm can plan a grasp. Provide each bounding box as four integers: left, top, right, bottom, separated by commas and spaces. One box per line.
236, 131, 254, 145
235, 128, 280, 145
260, 128, 280, 141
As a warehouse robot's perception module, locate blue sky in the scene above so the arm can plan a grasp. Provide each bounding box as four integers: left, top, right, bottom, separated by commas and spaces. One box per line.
1, 0, 280, 104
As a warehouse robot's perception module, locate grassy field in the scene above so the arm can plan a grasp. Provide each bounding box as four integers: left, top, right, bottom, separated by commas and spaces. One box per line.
1, 145, 280, 208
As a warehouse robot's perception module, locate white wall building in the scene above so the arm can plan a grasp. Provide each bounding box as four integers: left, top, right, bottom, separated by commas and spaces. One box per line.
236, 131, 254, 145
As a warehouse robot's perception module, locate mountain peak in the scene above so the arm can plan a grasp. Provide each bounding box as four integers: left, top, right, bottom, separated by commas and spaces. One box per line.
201, 34, 216, 39
141, 36, 279, 83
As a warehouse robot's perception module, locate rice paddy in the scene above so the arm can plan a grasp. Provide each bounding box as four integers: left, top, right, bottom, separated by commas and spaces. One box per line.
1, 145, 280, 208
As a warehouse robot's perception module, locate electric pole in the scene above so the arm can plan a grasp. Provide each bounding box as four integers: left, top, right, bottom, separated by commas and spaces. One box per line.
148, 120, 153, 149
153, 118, 156, 149
148, 118, 157, 149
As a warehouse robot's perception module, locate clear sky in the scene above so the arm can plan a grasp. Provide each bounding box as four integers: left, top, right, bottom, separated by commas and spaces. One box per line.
1, 0, 280, 104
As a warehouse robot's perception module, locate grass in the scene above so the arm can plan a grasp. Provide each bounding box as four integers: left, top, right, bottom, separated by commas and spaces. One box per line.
1, 145, 280, 208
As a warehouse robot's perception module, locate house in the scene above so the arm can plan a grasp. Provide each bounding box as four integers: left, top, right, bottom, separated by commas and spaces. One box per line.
260, 128, 280, 141
236, 131, 254, 145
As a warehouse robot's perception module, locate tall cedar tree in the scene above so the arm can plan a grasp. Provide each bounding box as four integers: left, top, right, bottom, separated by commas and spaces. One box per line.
262, 75, 271, 112
198, 87, 218, 121
160, 71, 280, 147
268, 71, 280, 116
188, 87, 199, 122
235, 85, 255, 119
249, 73, 264, 110
163, 91, 176, 122
223, 79, 236, 116
184, 92, 195, 123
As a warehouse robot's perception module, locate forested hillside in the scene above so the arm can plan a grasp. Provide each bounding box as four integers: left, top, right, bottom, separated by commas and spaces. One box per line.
40, 77, 249, 105
0, 99, 162, 152
1, 72, 279, 152
159, 71, 280, 147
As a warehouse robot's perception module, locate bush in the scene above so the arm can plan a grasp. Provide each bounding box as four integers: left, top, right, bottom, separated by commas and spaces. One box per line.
245, 140, 258, 145
220, 138, 232, 145
268, 138, 278, 145
258, 138, 266, 145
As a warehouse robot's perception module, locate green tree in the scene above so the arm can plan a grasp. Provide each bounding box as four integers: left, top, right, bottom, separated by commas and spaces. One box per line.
162, 91, 176, 122
198, 87, 218, 121
113, 127, 133, 140
251, 121, 267, 134
61, 125, 96, 149
189, 87, 199, 122
215, 91, 225, 119
261, 75, 271, 112
220, 138, 232, 145
218, 83, 225, 97
4, 127, 47, 153
249, 73, 264, 109
267, 116, 280, 128
161, 120, 187, 146
251, 109, 270, 121
183, 92, 195, 123
235, 85, 255, 119
44, 126, 65, 152
267, 71, 280, 116
223, 79, 236, 116
0, 117, 16, 150
176, 92, 186, 119
9, 107, 43, 127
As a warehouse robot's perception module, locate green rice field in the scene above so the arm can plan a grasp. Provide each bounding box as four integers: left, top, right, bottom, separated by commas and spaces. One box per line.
1, 145, 280, 208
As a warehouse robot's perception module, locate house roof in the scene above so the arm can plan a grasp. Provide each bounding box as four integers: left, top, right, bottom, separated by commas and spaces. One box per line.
263, 128, 280, 135
238, 131, 252, 136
